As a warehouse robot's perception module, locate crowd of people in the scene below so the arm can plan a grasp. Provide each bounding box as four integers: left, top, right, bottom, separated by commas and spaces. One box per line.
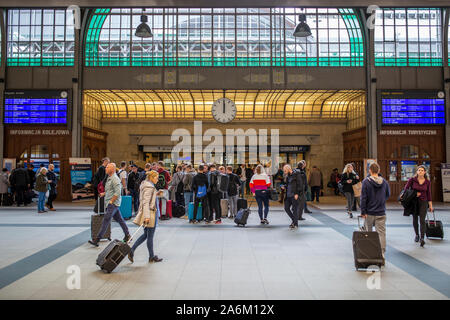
0, 163, 58, 213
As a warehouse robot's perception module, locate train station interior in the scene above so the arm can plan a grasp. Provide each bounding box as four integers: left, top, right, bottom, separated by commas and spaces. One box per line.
0, 0, 450, 301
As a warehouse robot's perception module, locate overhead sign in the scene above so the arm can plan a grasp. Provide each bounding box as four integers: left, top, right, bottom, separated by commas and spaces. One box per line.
379, 129, 438, 136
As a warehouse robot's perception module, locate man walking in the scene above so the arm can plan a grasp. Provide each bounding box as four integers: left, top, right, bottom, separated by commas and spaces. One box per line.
360, 162, 390, 258
295, 160, 309, 218
283, 165, 304, 229
46, 163, 57, 211
89, 163, 131, 247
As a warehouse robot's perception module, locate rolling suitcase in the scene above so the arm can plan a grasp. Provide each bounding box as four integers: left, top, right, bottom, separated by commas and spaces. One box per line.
237, 198, 248, 211
188, 202, 202, 221
235, 208, 251, 227
352, 217, 384, 270
96, 224, 144, 273
425, 210, 444, 239
172, 203, 185, 218
119, 195, 132, 220
220, 198, 229, 218
159, 199, 173, 219
94, 196, 105, 214
91, 214, 111, 241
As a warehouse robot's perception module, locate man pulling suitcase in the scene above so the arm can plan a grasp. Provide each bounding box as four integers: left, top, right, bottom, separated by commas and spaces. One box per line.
89, 163, 131, 247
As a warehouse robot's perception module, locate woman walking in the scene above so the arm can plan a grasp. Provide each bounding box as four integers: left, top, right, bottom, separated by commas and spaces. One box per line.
250, 164, 271, 225
128, 170, 163, 263
341, 164, 359, 218
404, 165, 433, 247
35, 167, 49, 214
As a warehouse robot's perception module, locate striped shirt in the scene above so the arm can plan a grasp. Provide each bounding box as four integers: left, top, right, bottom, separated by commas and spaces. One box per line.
249, 173, 271, 193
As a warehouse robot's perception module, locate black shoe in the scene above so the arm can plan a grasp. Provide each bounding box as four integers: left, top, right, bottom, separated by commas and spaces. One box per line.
305, 210, 312, 213
264, 219, 269, 225
123, 234, 131, 243
128, 251, 134, 263
415, 235, 420, 243
349, 213, 353, 218
261, 220, 265, 225
88, 239, 99, 247
420, 238, 425, 247
289, 223, 294, 229
299, 217, 305, 221
149, 256, 163, 263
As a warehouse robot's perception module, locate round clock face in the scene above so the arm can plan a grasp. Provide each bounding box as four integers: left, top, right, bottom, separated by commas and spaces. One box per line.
437, 91, 445, 99
211, 98, 237, 123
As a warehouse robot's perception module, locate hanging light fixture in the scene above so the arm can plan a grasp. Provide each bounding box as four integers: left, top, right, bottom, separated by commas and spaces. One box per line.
135, 9, 153, 38
293, 9, 312, 38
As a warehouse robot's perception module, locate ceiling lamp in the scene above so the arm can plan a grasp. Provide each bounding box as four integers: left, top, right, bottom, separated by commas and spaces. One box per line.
135, 12, 153, 38
293, 10, 312, 38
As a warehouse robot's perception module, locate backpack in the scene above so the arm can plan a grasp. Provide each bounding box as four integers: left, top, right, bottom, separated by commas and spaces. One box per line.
218, 173, 229, 193
176, 179, 184, 194
197, 184, 207, 198
155, 171, 167, 190
209, 172, 219, 193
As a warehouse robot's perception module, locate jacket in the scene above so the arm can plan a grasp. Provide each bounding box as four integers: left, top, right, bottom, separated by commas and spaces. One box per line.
341, 172, 359, 193
0, 172, 9, 194
35, 173, 49, 193
360, 176, 390, 216
157, 168, 171, 190
127, 171, 139, 191
227, 173, 240, 197
27, 169, 36, 189
133, 180, 158, 228
169, 171, 184, 200
249, 173, 271, 194
192, 172, 209, 197
10, 168, 30, 187
46, 170, 57, 192
93, 165, 106, 188
404, 177, 432, 202
400, 188, 418, 216
183, 171, 196, 192
308, 170, 322, 187
286, 170, 305, 198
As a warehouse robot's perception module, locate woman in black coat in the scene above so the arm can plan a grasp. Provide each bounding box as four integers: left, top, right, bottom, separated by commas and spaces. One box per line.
341, 163, 359, 218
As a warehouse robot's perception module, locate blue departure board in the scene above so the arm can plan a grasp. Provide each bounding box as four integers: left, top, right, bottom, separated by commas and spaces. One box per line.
379, 91, 445, 125
4, 90, 69, 124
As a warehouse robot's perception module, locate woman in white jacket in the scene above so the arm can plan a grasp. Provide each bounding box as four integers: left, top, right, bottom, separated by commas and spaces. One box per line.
128, 170, 163, 263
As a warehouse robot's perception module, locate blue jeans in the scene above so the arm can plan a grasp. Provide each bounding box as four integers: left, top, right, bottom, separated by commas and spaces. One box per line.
184, 192, 193, 216
96, 204, 130, 240
255, 189, 269, 220
38, 192, 46, 211
131, 226, 156, 259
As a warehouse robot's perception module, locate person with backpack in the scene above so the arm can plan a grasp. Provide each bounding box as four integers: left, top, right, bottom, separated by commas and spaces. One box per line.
250, 164, 271, 225
127, 164, 140, 215
404, 165, 433, 247
207, 164, 222, 224
169, 165, 184, 205
9, 163, 30, 207
155, 161, 171, 218
191, 164, 209, 224
183, 164, 196, 217
360, 162, 390, 257
226, 166, 240, 219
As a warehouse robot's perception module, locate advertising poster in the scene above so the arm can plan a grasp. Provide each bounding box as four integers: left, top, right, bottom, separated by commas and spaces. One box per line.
2, 159, 16, 172
70, 158, 94, 201
441, 164, 450, 202
364, 159, 377, 178
389, 160, 397, 182
401, 160, 417, 181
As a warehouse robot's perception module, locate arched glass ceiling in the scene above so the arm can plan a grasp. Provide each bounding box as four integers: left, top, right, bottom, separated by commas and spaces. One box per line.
374, 8, 442, 66
83, 89, 365, 120
7, 9, 75, 66
85, 8, 364, 67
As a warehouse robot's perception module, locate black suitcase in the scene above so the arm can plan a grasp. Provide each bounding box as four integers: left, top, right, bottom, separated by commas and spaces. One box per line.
173, 203, 185, 218
425, 210, 444, 239
235, 208, 251, 227
94, 196, 105, 214
96, 225, 144, 273
352, 217, 384, 270
237, 198, 248, 211
91, 214, 111, 241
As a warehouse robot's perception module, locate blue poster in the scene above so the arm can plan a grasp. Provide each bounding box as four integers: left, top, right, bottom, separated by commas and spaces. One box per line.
70, 158, 93, 201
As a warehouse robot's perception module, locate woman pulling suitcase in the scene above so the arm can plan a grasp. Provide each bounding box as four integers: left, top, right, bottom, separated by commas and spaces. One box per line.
128, 170, 163, 263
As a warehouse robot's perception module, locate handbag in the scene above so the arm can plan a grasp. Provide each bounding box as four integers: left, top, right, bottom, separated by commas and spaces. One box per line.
352, 182, 362, 198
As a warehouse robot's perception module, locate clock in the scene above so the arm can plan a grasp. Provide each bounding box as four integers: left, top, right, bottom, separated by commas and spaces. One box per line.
211, 98, 237, 123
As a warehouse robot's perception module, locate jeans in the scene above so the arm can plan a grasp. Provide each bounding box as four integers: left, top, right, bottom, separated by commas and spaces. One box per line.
15, 186, 26, 206
311, 186, 321, 202
46, 190, 57, 208
255, 189, 269, 220
131, 226, 156, 259
208, 193, 221, 221
96, 204, 130, 240
413, 200, 428, 239
227, 194, 238, 217
184, 191, 193, 216
344, 192, 354, 213
284, 196, 299, 226
130, 189, 139, 214
365, 215, 387, 253
38, 192, 46, 211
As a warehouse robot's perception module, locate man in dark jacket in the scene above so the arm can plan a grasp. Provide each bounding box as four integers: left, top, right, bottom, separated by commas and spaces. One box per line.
191, 165, 209, 223
9, 163, 30, 207
226, 166, 240, 218
46, 163, 58, 211
24, 164, 36, 205
295, 160, 309, 218
207, 165, 222, 224
283, 164, 305, 229
93, 157, 110, 200
360, 162, 390, 257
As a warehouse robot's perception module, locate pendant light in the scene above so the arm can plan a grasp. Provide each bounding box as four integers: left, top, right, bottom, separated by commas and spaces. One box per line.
293, 9, 312, 38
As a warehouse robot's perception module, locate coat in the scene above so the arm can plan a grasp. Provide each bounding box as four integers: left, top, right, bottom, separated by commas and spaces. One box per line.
0, 172, 9, 194
308, 170, 322, 187
35, 173, 49, 193
133, 180, 158, 228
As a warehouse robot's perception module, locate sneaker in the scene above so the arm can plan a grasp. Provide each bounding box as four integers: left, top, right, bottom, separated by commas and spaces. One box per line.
264, 219, 269, 225
215, 220, 222, 225
149, 256, 163, 263
289, 223, 294, 229
261, 220, 265, 225
38, 210, 45, 214
128, 251, 134, 263
189, 220, 194, 224
88, 239, 99, 247
49, 208, 56, 211
123, 234, 131, 243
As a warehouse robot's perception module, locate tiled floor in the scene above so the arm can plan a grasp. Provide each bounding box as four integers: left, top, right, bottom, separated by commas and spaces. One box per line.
0, 198, 449, 300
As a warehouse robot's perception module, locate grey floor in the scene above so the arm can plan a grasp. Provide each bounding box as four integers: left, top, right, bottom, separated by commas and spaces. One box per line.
0, 199, 449, 300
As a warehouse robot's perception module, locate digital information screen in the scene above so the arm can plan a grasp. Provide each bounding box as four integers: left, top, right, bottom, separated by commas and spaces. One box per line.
4, 90, 69, 124
379, 90, 445, 125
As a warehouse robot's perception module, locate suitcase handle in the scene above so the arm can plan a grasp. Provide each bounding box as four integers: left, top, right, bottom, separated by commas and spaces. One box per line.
127, 224, 145, 245
426, 209, 436, 224
357, 216, 366, 231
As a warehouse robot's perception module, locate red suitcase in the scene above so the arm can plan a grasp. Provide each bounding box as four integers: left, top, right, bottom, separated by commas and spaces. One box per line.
159, 199, 173, 219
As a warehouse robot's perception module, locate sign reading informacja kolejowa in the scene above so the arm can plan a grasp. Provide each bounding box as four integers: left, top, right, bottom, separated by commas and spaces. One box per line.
9, 129, 71, 136
379, 130, 437, 136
